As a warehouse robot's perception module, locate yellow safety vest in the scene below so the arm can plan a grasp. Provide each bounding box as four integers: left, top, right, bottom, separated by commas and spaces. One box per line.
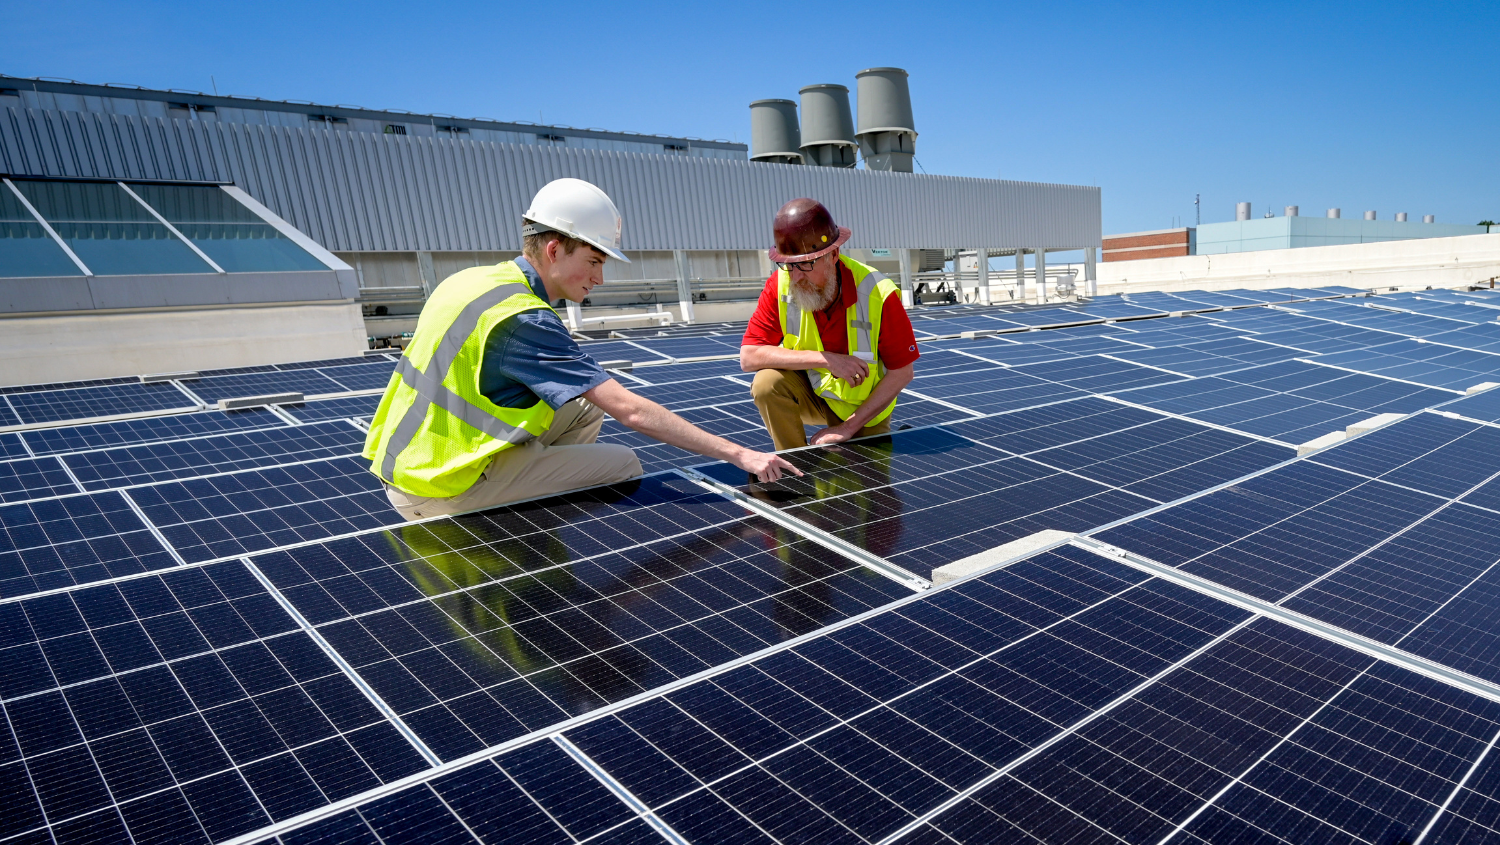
364, 261, 557, 498
776, 254, 901, 425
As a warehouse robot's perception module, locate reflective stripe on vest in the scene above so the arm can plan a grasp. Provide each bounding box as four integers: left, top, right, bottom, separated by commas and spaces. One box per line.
776, 256, 899, 424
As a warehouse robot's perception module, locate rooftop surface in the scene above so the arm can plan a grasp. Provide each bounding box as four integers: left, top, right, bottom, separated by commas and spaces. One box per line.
6, 285, 1500, 843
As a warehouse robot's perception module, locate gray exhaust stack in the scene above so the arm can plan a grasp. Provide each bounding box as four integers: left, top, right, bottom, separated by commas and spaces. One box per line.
855, 67, 916, 172
1328, 208, 1341, 218
1395, 212, 1408, 222
1285, 206, 1299, 217
749, 99, 802, 165
1236, 202, 1251, 221
799, 84, 857, 168
1424, 214, 1435, 223
1364, 210, 1377, 220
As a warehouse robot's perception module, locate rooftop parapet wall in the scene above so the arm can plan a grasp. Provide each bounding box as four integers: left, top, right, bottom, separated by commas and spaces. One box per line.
1096, 232, 1500, 295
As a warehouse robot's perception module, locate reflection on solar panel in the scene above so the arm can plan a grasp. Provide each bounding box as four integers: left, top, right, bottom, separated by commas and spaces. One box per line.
20, 284, 1500, 844
1314, 339, 1500, 390
184, 369, 357, 403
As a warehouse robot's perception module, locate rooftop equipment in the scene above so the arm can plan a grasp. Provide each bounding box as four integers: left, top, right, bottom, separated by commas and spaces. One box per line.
1286, 206, 1299, 217
1396, 212, 1408, 222
749, 99, 802, 165
1365, 210, 1378, 220
798, 84, 857, 168
1424, 215, 1436, 223
1236, 202, 1251, 221
855, 67, 916, 172
1328, 208, 1341, 218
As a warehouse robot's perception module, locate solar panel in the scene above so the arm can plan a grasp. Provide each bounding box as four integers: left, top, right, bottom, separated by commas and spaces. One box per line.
6, 382, 200, 425
621, 359, 747, 384
576, 340, 673, 365
278, 393, 383, 423
0, 561, 430, 845
250, 473, 910, 760
1426, 322, 1500, 354
22, 407, 288, 455
698, 428, 1155, 575
184, 370, 353, 404
911, 364, 1088, 415
275, 355, 383, 370
128, 457, 393, 563
61, 420, 367, 491
599, 402, 773, 474
315, 360, 397, 392
1009, 355, 1184, 393
623, 337, 741, 361
0, 432, 30, 459
1314, 339, 1500, 390
0, 491, 178, 597
0, 456, 81, 503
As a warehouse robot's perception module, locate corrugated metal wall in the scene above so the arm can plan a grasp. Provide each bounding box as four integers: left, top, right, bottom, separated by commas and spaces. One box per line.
1, 107, 1101, 252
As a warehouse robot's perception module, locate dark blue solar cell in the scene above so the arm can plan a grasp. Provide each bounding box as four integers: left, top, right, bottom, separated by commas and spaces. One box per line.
185, 369, 350, 403
21, 408, 286, 455
7, 382, 198, 425
280, 393, 382, 422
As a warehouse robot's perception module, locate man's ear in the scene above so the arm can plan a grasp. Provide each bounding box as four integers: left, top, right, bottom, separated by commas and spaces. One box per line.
543, 238, 559, 265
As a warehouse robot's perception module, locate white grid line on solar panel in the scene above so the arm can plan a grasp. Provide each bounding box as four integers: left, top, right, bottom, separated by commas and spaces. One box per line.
3, 382, 202, 427
119, 488, 191, 568
552, 735, 693, 844
627, 377, 748, 411
1097, 394, 1297, 447
1286, 307, 1471, 338
907, 365, 1088, 414
604, 366, 652, 386
235, 542, 1186, 844
0, 431, 35, 459
0, 455, 81, 503
275, 356, 385, 371
698, 429, 1157, 574
1414, 726, 1500, 844
0, 465, 745, 612
947, 405, 1292, 506
623, 337, 742, 362
1424, 323, 1500, 355
1307, 340, 1500, 391
1011, 355, 1187, 393
594, 551, 1259, 845
54, 420, 367, 492
276, 395, 382, 424
971, 555, 1500, 845
0, 492, 182, 602
0, 561, 431, 844
128, 456, 394, 565
614, 358, 748, 386
254, 513, 911, 762
20, 408, 291, 456
242, 556, 441, 768
179, 369, 354, 404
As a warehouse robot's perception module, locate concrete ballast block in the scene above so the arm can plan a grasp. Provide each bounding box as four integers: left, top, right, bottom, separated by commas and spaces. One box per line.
139, 371, 199, 383
217, 393, 304, 411
1297, 431, 1347, 456
931, 530, 1076, 585
1345, 413, 1406, 437
960, 330, 998, 339
1467, 382, 1500, 395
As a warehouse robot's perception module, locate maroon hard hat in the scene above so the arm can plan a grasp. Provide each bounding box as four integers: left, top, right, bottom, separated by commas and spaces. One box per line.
767, 198, 852, 263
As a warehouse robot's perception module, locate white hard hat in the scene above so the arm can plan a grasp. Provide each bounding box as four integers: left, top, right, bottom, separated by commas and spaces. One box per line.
521, 178, 630, 263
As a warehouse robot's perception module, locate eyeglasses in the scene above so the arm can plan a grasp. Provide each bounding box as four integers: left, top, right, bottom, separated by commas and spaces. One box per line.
776, 254, 823, 272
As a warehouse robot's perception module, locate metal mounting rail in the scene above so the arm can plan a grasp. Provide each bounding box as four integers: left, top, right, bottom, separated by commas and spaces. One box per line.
676, 467, 931, 592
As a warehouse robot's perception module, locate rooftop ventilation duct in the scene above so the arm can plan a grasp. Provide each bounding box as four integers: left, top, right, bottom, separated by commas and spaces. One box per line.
1328, 208, 1341, 218
749, 99, 802, 165
1424, 214, 1435, 223
798, 84, 857, 168
1285, 206, 1299, 217
1236, 202, 1251, 221
1395, 212, 1408, 222
855, 67, 916, 172
1364, 210, 1377, 220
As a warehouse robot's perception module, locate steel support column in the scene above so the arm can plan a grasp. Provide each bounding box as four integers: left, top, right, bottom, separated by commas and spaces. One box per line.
672, 249, 696, 324
976, 249, 990, 304
898, 249, 914, 307
1085, 247, 1097, 298
1015, 249, 1026, 303
1035, 248, 1047, 304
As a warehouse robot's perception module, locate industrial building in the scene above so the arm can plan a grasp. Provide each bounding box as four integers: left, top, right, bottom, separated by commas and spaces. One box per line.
1107, 203, 1488, 262
0, 72, 1102, 384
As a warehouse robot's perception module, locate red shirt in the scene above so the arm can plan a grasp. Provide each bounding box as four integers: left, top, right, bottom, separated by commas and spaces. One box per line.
741, 261, 921, 370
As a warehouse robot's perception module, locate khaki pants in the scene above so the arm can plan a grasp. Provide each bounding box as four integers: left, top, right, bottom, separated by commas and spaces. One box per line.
385, 397, 641, 521
750, 368, 891, 452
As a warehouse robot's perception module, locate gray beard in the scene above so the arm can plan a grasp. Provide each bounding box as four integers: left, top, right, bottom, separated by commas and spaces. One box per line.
790, 278, 836, 312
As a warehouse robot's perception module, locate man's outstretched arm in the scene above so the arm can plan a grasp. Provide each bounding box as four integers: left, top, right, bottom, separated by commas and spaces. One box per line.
808, 363, 915, 446
583, 378, 802, 482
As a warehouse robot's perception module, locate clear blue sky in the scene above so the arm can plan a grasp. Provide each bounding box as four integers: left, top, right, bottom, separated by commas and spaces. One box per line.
8, 0, 1495, 235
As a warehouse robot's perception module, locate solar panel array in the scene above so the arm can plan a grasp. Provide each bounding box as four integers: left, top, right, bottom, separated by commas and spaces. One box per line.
10, 283, 1500, 844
